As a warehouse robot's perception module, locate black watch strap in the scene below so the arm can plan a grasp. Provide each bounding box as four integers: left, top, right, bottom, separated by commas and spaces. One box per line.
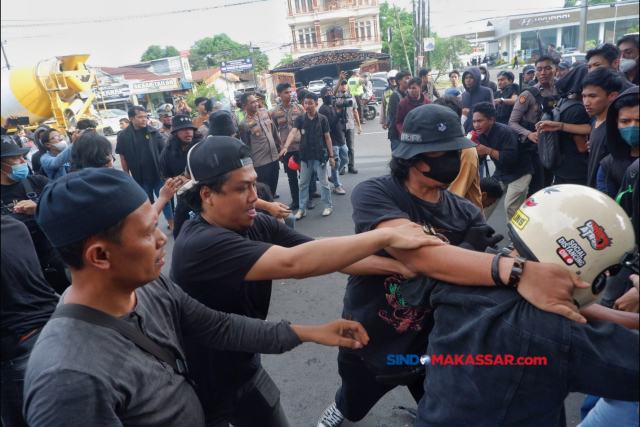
491, 253, 507, 286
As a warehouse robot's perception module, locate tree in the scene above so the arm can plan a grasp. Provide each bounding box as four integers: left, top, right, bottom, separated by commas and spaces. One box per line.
563, 0, 614, 7
140, 45, 181, 61
275, 54, 293, 68
185, 82, 224, 112
429, 36, 473, 82
189, 34, 270, 71
379, 2, 414, 71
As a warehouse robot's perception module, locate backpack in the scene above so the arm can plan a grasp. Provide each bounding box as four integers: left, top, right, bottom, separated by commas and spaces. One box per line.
537, 98, 583, 169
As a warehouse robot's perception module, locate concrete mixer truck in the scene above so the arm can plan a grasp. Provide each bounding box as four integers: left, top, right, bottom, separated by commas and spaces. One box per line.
1, 54, 103, 137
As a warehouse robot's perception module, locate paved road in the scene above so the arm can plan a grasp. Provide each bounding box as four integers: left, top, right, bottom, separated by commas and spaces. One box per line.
108, 115, 585, 426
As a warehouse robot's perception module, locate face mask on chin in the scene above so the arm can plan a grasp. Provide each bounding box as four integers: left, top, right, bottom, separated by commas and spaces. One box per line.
163, 122, 171, 129
418, 151, 462, 185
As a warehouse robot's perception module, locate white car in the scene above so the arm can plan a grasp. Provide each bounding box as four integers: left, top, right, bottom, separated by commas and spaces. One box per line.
93, 109, 127, 135
561, 53, 586, 64
308, 80, 326, 95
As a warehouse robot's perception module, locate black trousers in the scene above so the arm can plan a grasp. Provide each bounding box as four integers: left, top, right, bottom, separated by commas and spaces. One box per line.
205, 366, 290, 427
334, 349, 425, 422
255, 160, 280, 198
172, 202, 191, 240
527, 152, 555, 197
282, 151, 299, 206
553, 175, 587, 185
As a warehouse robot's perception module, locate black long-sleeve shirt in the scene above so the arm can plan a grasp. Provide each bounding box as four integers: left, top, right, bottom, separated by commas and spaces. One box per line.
386, 89, 407, 141
478, 122, 534, 185
319, 104, 345, 146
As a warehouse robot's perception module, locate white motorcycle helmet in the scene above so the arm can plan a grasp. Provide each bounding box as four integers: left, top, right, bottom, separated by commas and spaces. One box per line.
157, 104, 173, 116
508, 185, 636, 309
387, 70, 398, 82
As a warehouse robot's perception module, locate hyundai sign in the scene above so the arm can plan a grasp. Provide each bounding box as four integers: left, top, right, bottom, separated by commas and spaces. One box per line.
220, 58, 254, 73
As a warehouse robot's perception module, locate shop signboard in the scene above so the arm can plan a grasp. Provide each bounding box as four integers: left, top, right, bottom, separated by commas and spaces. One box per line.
131, 78, 182, 94
424, 38, 435, 52
181, 57, 194, 83
220, 58, 254, 73
94, 83, 131, 103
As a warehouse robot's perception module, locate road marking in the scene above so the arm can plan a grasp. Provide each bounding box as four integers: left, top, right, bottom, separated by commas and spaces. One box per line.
360, 131, 387, 135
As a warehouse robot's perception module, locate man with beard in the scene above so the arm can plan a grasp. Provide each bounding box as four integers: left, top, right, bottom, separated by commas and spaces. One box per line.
159, 114, 202, 239
493, 71, 520, 125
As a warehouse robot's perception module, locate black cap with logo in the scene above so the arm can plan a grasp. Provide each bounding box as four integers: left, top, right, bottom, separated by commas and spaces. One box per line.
392, 104, 476, 159
186, 136, 253, 184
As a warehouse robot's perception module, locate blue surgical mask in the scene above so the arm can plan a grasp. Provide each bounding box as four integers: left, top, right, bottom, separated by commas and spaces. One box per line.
1, 162, 29, 180
619, 126, 639, 148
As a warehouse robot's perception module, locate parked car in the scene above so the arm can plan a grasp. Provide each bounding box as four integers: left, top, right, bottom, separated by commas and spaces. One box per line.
372, 72, 388, 79
308, 80, 326, 95
371, 77, 388, 101
562, 53, 586, 64
92, 109, 126, 136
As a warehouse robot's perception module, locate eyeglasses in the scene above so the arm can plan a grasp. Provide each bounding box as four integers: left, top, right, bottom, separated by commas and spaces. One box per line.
49, 135, 65, 141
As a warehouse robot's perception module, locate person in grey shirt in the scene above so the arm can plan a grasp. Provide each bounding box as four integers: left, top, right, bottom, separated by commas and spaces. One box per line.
23, 167, 370, 427
334, 72, 363, 174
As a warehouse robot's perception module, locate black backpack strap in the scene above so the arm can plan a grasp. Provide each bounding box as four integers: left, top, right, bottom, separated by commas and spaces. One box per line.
50, 303, 194, 384
20, 178, 39, 203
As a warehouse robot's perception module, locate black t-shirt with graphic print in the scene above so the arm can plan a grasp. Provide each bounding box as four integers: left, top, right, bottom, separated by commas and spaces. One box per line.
342, 174, 486, 373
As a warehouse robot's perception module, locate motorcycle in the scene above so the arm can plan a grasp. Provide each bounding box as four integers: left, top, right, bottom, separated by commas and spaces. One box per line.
363, 95, 378, 121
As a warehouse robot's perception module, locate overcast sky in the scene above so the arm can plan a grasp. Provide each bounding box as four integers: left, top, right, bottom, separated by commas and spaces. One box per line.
1, 0, 564, 70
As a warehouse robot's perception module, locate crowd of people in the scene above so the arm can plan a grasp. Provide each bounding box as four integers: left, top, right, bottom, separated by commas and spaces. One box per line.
1, 33, 638, 427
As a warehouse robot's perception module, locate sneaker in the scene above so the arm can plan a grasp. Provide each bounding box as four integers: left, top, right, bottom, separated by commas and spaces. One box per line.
307, 200, 315, 210
348, 166, 358, 174
339, 167, 346, 176
274, 193, 280, 199
294, 209, 306, 220
333, 186, 346, 195
317, 402, 344, 427
289, 202, 300, 211
322, 207, 333, 216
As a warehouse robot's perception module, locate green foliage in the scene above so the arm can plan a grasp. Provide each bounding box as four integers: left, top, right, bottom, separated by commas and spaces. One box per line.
184, 82, 223, 112
275, 54, 293, 68
430, 37, 473, 81
494, 59, 506, 65
141, 45, 180, 61
586, 39, 599, 50
379, 2, 414, 70
563, 0, 614, 7
502, 51, 508, 57
189, 34, 269, 72
627, 24, 640, 34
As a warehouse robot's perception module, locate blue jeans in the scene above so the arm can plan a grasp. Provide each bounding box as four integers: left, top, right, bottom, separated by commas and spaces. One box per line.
415, 284, 639, 427
284, 213, 295, 230
141, 181, 174, 221
299, 160, 332, 211
331, 145, 349, 188
578, 398, 639, 427
390, 139, 400, 152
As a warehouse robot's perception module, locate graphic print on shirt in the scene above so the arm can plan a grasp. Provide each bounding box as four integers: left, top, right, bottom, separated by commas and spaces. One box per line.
378, 274, 431, 333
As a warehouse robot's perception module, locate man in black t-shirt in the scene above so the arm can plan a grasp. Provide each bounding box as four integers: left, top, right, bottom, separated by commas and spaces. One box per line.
493, 71, 519, 125
171, 136, 439, 427
318, 105, 595, 427
116, 106, 174, 232
1, 216, 58, 427
1, 138, 70, 294
319, 86, 349, 195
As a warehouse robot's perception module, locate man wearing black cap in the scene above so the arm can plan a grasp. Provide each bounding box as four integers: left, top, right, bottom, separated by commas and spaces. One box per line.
172, 136, 441, 426
1, 216, 58, 427
556, 61, 571, 79
238, 93, 283, 197
521, 64, 536, 91
1, 137, 70, 294
159, 114, 203, 239
23, 167, 374, 427
209, 109, 239, 137
318, 104, 592, 427
116, 106, 174, 232
319, 86, 348, 196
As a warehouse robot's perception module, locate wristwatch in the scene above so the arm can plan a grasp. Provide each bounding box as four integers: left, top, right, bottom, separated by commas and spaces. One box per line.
500, 98, 505, 104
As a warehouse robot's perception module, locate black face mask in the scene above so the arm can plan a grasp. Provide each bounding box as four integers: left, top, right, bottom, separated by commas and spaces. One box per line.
163, 122, 171, 129
418, 151, 461, 185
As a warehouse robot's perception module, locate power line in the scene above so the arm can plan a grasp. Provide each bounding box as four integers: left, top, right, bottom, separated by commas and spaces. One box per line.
1, 0, 275, 28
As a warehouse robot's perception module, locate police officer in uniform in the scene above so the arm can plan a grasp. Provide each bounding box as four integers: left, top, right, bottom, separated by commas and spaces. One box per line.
157, 103, 174, 146
380, 70, 398, 131
348, 69, 365, 123
509, 54, 560, 195
271, 82, 303, 210
238, 93, 283, 197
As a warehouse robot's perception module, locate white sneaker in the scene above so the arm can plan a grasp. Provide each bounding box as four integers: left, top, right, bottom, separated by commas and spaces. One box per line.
295, 209, 306, 220
317, 402, 345, 427
322, 207, 333, 216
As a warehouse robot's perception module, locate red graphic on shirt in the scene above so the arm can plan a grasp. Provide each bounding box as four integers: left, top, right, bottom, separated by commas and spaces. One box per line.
378, 275, 430, 334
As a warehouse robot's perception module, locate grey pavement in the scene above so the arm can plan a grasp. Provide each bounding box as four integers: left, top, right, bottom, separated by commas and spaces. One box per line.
107, 115, 585, 426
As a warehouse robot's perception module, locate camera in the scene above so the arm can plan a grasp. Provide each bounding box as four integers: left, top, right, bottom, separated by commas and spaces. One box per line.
334, 93, 353, 108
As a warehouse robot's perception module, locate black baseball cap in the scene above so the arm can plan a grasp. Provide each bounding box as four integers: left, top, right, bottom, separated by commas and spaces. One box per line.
558, 61, 571, 70
320, 86, 333, 97
523, 64, 535, 74
392, 104, 475, 159
186, 136, 253, 184
1, 137, 30, 157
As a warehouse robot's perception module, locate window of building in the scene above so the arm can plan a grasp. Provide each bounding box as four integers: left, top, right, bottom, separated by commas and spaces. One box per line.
295, 0, 314, 13
604, 18, 640, 43
326, 26, 344, 43
561, 26, 580, 52
520, 28, 555, 59
355, 21, 372, 40
586, 23, 600, 45
298, 27, 317, 47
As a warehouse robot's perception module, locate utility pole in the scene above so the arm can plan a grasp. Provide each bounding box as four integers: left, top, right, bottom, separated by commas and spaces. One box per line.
1, 40, 10, 70
393, 4, 411, 72
426, 0, 430, 67
578, 0, 588, 53
412, 0, 417, 74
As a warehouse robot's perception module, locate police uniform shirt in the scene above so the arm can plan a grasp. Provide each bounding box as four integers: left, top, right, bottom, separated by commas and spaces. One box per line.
238, 108, 283, 168
509, 83, 558, 143
270, 103, 303, 152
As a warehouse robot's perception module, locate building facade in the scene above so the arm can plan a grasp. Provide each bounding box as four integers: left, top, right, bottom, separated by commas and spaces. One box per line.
450, 1, 639, 63
285, 0, 383, 60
